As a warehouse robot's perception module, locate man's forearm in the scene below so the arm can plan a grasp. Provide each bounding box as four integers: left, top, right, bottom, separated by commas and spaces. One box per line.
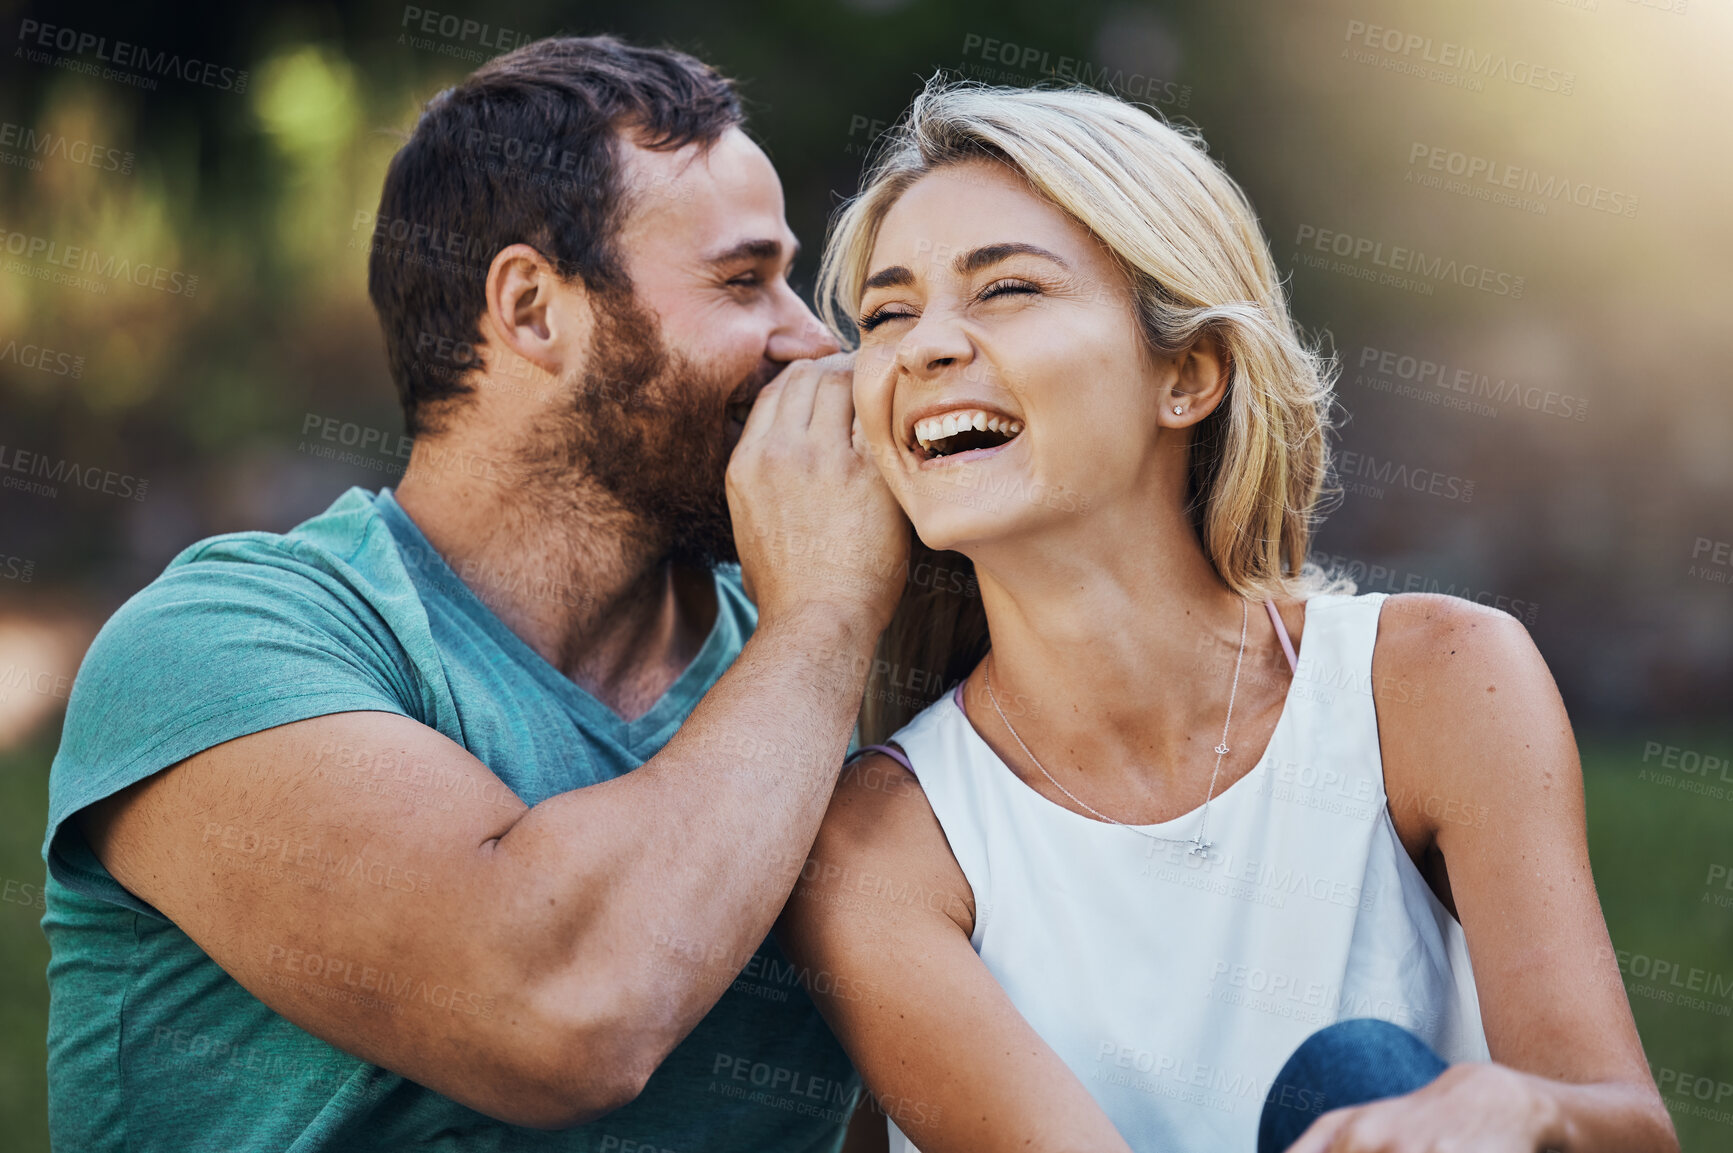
488, 603, 883, 1066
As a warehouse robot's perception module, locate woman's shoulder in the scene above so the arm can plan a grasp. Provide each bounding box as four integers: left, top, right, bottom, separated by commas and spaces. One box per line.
1369, 593, 1554, 731
809, 748, 979, 937
1369, 593, 1568, 836
1371, 592, 1540, 688
835, 699, 959, 854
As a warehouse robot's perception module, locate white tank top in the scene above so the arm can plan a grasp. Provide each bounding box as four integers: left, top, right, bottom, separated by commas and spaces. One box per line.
883, 593, 1488, 1152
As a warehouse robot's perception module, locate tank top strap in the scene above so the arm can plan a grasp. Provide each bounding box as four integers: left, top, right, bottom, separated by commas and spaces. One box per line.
884, 692, 1000, 948
1275, 592, 1392, 801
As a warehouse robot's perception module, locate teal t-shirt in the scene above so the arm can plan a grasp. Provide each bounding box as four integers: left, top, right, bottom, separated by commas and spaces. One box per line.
42, 486, 859, 1152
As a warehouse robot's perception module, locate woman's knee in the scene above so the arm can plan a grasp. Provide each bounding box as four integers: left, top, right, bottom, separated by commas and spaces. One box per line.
1257, 1019, 1448, 1153
1290, 1017, 1446, 1076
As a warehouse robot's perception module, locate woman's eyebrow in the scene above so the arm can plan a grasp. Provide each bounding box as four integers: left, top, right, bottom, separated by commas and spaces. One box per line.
955, 242, 1069, 274
863, 243, 1069, 292
863, 265, 914, 290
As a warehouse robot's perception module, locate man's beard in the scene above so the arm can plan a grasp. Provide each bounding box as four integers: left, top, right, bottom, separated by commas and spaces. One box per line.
524, 289, 772, 569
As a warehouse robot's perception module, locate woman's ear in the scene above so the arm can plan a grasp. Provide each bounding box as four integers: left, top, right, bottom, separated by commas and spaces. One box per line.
481, 243, 592, 379
1160, 333, 1231, 428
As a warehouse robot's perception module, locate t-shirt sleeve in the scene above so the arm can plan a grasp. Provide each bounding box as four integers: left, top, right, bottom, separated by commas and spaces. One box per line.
43, 543, 423, 916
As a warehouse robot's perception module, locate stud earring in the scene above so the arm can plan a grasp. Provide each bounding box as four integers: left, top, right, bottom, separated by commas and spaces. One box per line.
1173, 405, 1184, 415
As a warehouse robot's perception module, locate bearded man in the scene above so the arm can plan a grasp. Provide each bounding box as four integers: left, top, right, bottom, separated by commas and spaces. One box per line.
43, 35, 906, 1152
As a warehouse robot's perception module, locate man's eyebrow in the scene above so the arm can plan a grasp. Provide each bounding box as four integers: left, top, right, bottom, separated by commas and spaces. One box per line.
955, 242, 1069, 275
706, 238, 798, 266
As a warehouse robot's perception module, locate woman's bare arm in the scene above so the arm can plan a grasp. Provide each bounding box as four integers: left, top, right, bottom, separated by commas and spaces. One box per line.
776, 753, 1133, 1153
1289, 594, 1677, 1152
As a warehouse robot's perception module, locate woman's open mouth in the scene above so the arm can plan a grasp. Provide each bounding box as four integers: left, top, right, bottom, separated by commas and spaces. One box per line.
910, 407, 1023, 466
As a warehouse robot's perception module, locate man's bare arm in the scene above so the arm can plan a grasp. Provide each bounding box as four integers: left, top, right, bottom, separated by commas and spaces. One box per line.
78, 357, 909, 1129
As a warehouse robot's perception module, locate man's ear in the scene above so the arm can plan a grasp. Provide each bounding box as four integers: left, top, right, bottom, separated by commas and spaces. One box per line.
482, 243, 590, 378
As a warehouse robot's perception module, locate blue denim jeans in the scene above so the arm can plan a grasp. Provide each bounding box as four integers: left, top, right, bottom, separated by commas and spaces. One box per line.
1256, 1018, 1449, 1153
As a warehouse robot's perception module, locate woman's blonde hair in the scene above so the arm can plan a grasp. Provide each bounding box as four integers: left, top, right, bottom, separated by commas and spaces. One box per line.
821, 79, 1347, 743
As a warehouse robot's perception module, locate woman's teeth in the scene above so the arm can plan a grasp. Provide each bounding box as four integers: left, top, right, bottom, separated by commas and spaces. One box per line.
914, 409, 1023, 455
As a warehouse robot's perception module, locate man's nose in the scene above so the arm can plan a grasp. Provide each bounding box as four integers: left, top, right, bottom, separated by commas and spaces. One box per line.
766, 292, 841, 362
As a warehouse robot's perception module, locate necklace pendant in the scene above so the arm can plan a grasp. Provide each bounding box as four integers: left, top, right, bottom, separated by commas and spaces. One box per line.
1213, 743, 1230, 756
1188, 837, 1213, 858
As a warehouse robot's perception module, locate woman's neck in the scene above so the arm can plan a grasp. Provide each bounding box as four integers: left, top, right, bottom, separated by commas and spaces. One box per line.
958, 498, 1296, 821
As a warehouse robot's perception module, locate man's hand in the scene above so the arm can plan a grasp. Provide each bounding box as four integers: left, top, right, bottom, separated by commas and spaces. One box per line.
727, 352, 909, 631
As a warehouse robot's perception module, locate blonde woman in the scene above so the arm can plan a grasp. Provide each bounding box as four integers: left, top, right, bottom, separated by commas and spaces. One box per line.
776, 82, 1675, 1153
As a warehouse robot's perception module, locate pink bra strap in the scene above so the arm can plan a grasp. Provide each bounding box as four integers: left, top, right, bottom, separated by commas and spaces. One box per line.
1265, 599, 1298, 674
845, 742, 914, 774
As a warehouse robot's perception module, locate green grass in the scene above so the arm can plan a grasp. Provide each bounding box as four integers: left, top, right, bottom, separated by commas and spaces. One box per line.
1583, 735, 1733, 1150
0, 736, 50, 1153
0, 732, 1726, 1151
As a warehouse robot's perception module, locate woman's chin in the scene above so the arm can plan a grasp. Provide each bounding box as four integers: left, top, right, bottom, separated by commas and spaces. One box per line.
906, 496, 1041, 555
899, 460, 1090, 552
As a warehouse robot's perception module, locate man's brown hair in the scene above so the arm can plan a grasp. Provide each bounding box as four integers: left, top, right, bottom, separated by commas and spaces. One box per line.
366, 35, 743, 434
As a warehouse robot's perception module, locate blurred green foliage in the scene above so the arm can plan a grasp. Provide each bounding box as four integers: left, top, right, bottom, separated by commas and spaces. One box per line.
3, 0, 1729, 719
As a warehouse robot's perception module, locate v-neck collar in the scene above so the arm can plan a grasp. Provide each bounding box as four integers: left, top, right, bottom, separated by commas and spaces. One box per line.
374, 488, 735, 755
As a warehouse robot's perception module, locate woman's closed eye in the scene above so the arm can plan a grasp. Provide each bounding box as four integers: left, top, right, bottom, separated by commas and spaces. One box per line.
857, 304, 916, 332
858, 278, 1043, 332
977, 277, 1042, 303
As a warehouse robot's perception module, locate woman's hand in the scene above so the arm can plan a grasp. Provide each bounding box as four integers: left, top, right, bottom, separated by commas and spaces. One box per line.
1286, 1063, 1560, 1153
